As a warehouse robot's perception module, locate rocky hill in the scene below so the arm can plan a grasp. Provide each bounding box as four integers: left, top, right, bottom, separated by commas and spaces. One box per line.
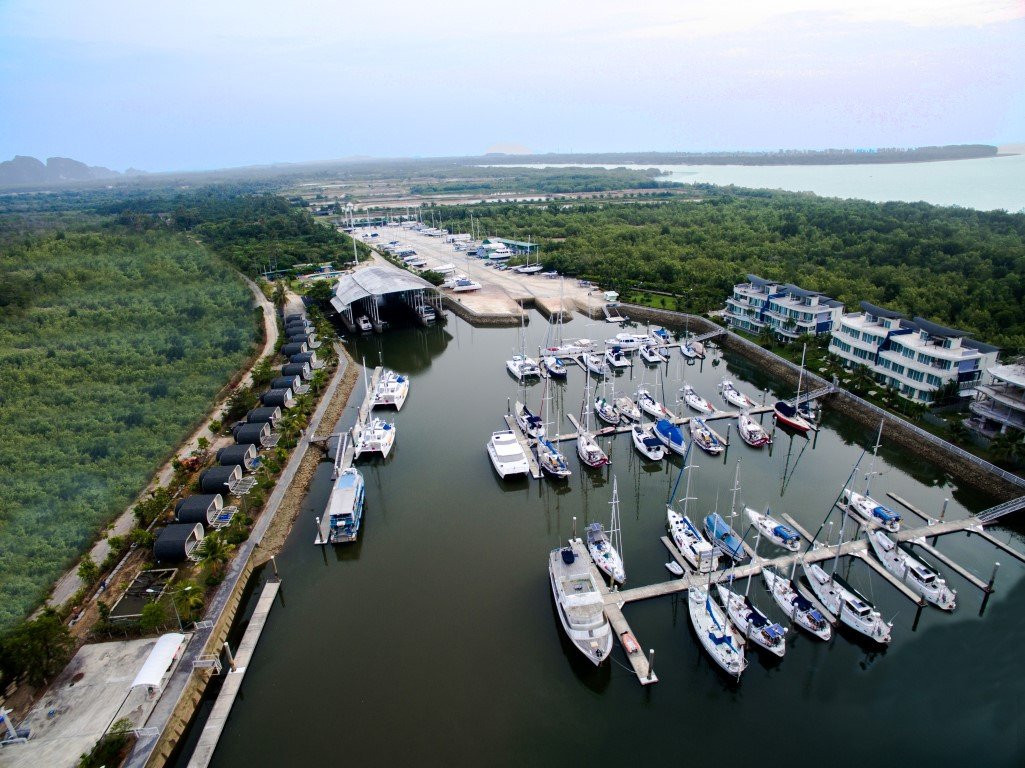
0, 155, 134, 187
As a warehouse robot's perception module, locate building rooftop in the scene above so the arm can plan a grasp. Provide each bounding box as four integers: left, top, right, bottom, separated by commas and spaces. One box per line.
330, 265, 436, 312
988, 362, 1025, 388
859, 300, 906, 320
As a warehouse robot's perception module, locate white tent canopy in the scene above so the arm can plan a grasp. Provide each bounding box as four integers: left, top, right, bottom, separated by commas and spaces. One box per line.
130, 633, 186, 691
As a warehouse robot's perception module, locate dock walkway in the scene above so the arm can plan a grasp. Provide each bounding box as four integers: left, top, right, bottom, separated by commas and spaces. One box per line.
187, 579, 281, 768
503, 414, 542, 479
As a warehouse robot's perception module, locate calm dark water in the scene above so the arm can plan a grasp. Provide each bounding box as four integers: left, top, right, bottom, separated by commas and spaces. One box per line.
204, 312, 1025, 767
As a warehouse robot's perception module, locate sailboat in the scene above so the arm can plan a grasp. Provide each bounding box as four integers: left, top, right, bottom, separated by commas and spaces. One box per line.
745, 507, 800, 551
762, 565, 832, 640
689, 418, 725, 455
549, 542, 614, 665
636, 388, 675, 420
576, 377, 610, 468
654, 418, 687, 456
867, 530, 956, 610
704, 512, 746, 561
682, 383, 716, 414
737, 411, 771, 447
631, 423, 665, 461
586, 477, 626, 583
613, 394, 641, 422
716, 583, 787, 657
840, 421, 901, 532
584, 353, 610, 377
667, 459, 719, 572
541, 355, 568, 379
594, 376, 621, 426
689, 582, 747, 677
514, 400, 545, 440
773, 343, 812, 432
720, 379, 757, 409
640, 344, 668, 364
535, 381, 571, 480
803, 503, 892, 644
506, 310, 541, 380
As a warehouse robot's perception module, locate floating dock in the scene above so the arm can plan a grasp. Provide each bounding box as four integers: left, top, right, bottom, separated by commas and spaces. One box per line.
187, 579, 280, 768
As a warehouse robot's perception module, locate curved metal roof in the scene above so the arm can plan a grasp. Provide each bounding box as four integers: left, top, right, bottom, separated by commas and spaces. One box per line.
330, 266, 435, 312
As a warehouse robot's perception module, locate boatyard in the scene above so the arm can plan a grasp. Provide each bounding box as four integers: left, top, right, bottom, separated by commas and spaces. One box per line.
158, 306, 1025, 768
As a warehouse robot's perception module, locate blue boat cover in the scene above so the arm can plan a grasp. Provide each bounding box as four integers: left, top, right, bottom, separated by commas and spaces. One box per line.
706, 597, 724, 632
765, 624, 785, 639
775, 401, 798, 417
809, 609, 826, 623
872, 505, 901, 523
792, 592, 814, 612
642, 436, 662, 448
705, 513, 743, 556
773, 524, 799, 543
561, 548, 575, 564
396, 375, 406, 382
656, 419, 684, 444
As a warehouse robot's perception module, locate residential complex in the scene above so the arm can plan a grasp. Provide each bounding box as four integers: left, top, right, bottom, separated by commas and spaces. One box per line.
725, 275, 843, 339
829, 301, 999, 404
969, 361, 1025, 437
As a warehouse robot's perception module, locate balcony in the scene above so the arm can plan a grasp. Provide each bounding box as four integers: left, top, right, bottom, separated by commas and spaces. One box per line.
970, 399, 1025, 430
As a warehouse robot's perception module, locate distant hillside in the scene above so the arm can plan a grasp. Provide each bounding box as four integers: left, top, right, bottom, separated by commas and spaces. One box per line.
0, 155, 134, 188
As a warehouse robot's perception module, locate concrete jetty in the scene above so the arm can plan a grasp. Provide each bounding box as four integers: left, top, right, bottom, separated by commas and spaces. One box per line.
187, 580, 281, 768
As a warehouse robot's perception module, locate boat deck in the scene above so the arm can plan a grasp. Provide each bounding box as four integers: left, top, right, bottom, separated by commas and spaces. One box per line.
503, 414, 543, 479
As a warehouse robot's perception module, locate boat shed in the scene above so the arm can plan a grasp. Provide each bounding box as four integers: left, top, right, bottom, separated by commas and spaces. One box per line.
329, 265, 443, 332
153, 523, 204, 563
200, 465, 243, 494
261, 388, 295, 409
271, 375, 301, 391
280, 342, 308, 357
489, 237, 538, 255
233, 421, 272, 446
247, 406, 282, 426
281, 362, 312, 381
175, 494, 224, 526
217, 443, 259, 469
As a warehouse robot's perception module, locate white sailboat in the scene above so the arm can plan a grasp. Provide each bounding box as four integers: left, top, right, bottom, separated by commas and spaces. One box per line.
506, 311, 541, 380
737, 411, 771, 447
745, 507, 801, 551
640, 344, 668, 364
631, 423, 665, 461
666, 460, 719, 573
682, 383, 716, 414
689, 583, 747, 677
584, 353, 610, 377
636, 388, 675, 420
586, 477, 626, 584
594, 376, 621, 426
535, 381, 571, 480
613, 394, 641, 422
514, 400, 545, 440
720, 379, 757, 409
549, 541, 614, 665
762, 565, 832, 641
576, 377, 610, 468
840, 422, 901, 532
867, 530, 956, 610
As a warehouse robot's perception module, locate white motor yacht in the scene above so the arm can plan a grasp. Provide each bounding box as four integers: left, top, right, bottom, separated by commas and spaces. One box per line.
486, 430, 530, 478
631, 424, 665, 461
549, 542, 614, 665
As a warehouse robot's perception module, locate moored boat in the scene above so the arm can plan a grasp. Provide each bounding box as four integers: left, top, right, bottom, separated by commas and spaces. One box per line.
737, 411, 771, 447
773, 400, 812, 432
721, 379, 757, 409
640, 344, 668, 364
506, 354, 541, 380
605, 347, 632, 369
549, 542, 614, 665
585, 477, 626, 583
584, 354, 610, 377
704, 512, 746, 561
486, 430, 530, 478
682, 383, 716, 414
841, 489, 901, 532
688, 584, 747, 677
515, 400, 545, 440
745, 507, 800, 551
636, 388, 675, 420
316, 467, 365, 544
541, 356, 568, 379
613, 395, 641, 422
654, 418, 687, 456
803, 562, 892, 644
667, 509, 719, 572
867, 530, 956, 610
372, 369, 409, 410
352, 417, 395, 459
631, 423, 665, 461
762, 566, 832, 640
536, 437, 572, 480
594, 395, 621, 426
716, 583, 787, 657
689, 418, 725, 455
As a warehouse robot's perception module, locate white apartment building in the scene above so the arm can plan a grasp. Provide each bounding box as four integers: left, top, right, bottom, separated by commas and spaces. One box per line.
970, 361, 1025, 436
725, 275, 843, 339
829, 301, 999, 404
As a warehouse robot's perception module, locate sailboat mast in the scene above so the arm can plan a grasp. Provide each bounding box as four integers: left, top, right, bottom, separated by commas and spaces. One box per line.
795, 343, 806, 404
865, 419, 884, 496
610, 476, 622, 561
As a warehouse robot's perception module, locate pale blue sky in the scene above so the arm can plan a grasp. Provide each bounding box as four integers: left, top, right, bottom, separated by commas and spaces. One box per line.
1, 0, 1022, 172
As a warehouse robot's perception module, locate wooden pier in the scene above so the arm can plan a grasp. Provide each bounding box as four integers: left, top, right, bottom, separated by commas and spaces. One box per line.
552, 404, 775, 444
187, 580, 280, 768
570, 539, 656, 685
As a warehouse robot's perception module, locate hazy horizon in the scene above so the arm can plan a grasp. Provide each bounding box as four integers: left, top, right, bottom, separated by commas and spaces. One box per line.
2, 0, 1023, 173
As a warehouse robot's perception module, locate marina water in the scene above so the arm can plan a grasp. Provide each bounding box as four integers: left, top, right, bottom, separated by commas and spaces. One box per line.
195, 313, 1025, 767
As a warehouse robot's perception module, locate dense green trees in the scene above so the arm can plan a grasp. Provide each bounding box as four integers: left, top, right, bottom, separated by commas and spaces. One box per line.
0, 227, 257, 629
0, 609, 74, 686
456, 194, 1025, 351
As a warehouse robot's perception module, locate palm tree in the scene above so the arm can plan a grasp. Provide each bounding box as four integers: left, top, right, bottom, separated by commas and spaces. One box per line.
272, 280, 288, 311
198, 533, 233, 568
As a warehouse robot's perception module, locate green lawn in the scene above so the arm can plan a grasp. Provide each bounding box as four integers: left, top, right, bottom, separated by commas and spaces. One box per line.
0, 228, 258, 629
